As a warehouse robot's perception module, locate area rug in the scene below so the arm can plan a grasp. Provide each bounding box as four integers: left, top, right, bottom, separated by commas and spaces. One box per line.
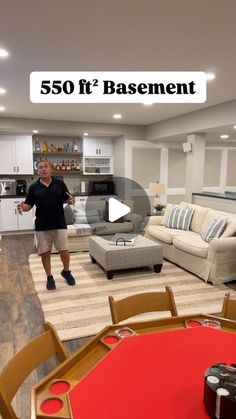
29, 253, 236, 341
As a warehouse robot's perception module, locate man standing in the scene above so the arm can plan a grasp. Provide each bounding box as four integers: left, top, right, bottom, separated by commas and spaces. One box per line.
17, 159, 76, 290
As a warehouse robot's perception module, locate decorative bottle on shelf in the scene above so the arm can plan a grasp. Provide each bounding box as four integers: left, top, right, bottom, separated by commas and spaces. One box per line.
50, 144, 54, 152
61, 160, 66, 171
71, 160, 76, 170
76, 161, 80, 170
35, 139, 41, 152
66, 143, 72, 152
66, 161, 71, 171
73, 144, 79, 152
56, 162, 61, 170
42, 141, 49, 152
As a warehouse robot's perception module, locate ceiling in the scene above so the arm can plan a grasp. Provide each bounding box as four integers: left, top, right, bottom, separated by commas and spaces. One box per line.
0, 0, 236, 128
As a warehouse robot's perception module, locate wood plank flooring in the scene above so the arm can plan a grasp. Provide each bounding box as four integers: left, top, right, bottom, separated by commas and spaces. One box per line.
0, 234, 90, 419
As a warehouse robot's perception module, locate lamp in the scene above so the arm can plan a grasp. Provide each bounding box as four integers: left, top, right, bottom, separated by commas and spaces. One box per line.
149, 181, 166, 212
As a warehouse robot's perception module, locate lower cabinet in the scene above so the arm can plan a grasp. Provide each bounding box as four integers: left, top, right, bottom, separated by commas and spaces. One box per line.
0, 198, 34, 232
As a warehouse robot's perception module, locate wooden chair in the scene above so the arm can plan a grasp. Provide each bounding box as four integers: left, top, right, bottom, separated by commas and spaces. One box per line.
0, 322, 68, 419
108, 286, 178, 324
221, 293, 236, 320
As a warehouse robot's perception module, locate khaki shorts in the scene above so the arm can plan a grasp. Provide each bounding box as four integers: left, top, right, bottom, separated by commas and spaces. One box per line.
36, 229, 68, 254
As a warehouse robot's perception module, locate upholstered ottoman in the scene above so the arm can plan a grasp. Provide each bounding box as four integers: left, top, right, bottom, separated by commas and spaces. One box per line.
89, 235, 163, 279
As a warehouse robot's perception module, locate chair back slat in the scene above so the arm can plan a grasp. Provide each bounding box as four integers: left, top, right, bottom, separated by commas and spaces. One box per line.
221, 293, 236, 320
109, 286, 178, 324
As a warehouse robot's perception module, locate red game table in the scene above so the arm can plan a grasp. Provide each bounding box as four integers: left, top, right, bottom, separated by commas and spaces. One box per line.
31, 314, 236, 419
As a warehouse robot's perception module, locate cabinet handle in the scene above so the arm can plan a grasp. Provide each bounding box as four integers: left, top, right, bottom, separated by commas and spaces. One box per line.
96, 149, 98, 155
13, 166, 16, 172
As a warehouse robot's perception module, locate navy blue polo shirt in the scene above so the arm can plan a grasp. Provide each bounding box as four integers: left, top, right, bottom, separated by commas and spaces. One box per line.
25, 177, 69, 231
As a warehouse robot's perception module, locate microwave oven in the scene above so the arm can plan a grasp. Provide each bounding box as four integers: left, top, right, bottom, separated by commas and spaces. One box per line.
0, 179, 16, 196
89, 180, 115, 195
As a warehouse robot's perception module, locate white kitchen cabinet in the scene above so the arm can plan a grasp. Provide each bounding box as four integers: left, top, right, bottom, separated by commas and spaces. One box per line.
0, 135, 33, 174
0, 198, 34, 232
83, 138, 113, 157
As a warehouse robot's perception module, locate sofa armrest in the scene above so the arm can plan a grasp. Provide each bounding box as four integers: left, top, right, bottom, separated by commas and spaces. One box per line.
146, 215, 163, 226
126, 213, 143, 233
208, 237, 236, 262
124, 213, 141, 222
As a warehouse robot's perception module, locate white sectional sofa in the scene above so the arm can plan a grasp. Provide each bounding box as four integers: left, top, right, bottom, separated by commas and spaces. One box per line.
145, 202, 236, 285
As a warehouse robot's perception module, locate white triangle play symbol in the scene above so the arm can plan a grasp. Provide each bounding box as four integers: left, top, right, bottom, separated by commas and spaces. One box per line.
108, 198, 131, 222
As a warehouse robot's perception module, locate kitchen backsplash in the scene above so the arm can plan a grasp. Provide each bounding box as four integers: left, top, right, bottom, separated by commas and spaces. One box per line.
1, 173, 113, 195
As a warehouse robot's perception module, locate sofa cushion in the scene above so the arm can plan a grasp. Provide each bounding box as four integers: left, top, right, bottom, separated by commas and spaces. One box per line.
95, 222, 133, 235
166, 206, 194, 230
173, 234, 209, 258
201, 210, 236, 238
185, 203, 210, 233
201, 218, 227, 242
67, 224, 92, 237
160, 202, 187, 226
147, 225, 194, 244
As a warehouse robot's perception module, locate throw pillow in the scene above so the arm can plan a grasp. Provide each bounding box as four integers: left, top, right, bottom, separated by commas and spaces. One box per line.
201, 218, 227, 242
73, 209, 101, 224
64, 205, 75, 225
166, 206, 195, 231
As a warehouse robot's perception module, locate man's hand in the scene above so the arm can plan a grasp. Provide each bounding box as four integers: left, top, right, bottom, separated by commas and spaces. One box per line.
66, 192, 75, 206
17, 202, 24, 214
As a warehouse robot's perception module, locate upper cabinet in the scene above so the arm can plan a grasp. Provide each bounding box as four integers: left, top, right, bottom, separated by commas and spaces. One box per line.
83, 138, 113, 157
0, 135, 33, 175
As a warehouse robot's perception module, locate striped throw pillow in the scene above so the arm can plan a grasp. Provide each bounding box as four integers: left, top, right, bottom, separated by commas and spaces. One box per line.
201, 218, 227, 242
166, 206, 194, 231
73, 209, 101, 224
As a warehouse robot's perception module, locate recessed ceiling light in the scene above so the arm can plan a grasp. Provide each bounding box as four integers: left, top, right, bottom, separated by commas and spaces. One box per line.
142, 100, 154, 106
83, 132, 88, 136
206, 73, 215, 81
0, 88, 6, 94
0, 106, 5, 111
220, 134, 229, 139
32, 130, 38, 134
233, 125, 236, 130
0, 48, 9, 58
113, 113, 122, 119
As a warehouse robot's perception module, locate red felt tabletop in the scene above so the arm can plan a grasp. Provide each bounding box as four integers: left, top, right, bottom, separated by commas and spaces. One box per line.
69, 327, 236, 419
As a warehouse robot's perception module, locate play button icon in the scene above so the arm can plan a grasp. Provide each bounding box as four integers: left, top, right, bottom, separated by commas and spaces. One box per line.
108, 198, 131, 222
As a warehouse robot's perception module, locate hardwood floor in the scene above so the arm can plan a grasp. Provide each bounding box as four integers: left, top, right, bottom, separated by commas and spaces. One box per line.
0, 234, 90, 419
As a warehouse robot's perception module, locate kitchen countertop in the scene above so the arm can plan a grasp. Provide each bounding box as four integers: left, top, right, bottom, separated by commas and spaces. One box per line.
0, 195, 27, 199
192, 192, 236, 201
0, 193, 117, 199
